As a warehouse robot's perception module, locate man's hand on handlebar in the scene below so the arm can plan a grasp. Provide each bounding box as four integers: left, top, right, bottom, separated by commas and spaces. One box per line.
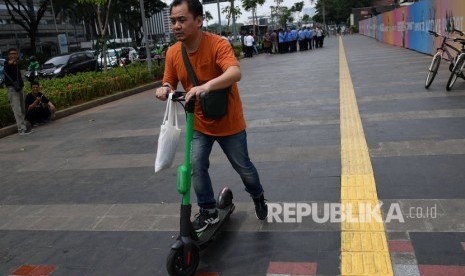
155, 85, 172, 101
185, 84, 210, 103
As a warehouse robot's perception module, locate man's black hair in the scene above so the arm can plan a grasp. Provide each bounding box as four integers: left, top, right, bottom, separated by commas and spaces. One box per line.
170, 0, 203, 19
31, 80, 40, 88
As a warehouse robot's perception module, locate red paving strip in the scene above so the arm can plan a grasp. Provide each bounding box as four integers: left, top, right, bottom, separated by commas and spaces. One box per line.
388, 240, 414, 253
267, 262, 317, 275
10, 265, 36, 275
194, 272, 219, 276
10, 265, 56, 276
418, 265, 465, 276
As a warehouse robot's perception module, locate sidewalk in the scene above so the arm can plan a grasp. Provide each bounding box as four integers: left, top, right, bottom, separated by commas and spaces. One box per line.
1, 35, 465, 275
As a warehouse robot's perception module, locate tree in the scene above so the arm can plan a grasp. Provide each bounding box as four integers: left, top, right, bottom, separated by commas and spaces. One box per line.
310, 0, 373, 25
302, 14, 310, 24
4, 0, 50, 55
269, 0, 283, 29
241, 0, 265, 36
221, 5, 242, 28
78, 0, 113, 71
51, 0, 98, 42
204, 11, 213, 27
112, 0, 166, 46
291, 1, 304, 24
278, 6, 291, 29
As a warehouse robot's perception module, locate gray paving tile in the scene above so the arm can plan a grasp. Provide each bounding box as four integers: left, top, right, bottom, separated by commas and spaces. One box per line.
390, 252, 418, 266
393, 264, 420, 276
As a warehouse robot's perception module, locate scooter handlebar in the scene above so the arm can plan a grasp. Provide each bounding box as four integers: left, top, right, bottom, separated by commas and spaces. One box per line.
170, 91, 195, 113
171, 91, 186, 101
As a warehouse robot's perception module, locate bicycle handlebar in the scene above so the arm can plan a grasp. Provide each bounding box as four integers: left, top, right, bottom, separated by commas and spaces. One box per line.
453, 29, 465, 36
429, 29, 465, 37
453, 37, 465, 44
428, 30, 439, 37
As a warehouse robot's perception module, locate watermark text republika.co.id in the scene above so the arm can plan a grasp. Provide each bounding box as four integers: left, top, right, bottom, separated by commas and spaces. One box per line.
267, 202, 437, 223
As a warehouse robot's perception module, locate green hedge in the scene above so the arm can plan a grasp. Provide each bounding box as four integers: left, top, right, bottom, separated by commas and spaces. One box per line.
233, 45, 243, 59
0, 63, 163, 128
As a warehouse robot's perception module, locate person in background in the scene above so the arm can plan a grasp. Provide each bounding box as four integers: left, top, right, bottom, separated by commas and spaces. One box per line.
244, 31, 254, 58
289, 28, 298, 52
27, 56, 40, 83
25, 81, 56, 126
305, 27, 313, 50
298, 28, 307, 51
271, 30, 278, 54
315, 27, 323, 48
284, 28, 292, 53
252, 34, 259, 55
278, 28, 285, 54
262, 32, 272, 54
4, 48, 31, 135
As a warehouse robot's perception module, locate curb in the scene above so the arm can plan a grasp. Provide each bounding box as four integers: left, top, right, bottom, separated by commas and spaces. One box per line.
0, 81, 162, 139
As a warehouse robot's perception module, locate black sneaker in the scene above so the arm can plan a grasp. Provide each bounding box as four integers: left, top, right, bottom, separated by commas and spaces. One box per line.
193, 209, 219, 232
253, 194, 268, 220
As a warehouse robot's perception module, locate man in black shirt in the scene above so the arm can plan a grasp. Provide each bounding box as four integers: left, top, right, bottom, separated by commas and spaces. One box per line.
4, 48, 31, 135
25, 81, 56, 126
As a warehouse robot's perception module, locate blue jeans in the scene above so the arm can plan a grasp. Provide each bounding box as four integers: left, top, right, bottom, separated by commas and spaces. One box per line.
192, 130, 264, 209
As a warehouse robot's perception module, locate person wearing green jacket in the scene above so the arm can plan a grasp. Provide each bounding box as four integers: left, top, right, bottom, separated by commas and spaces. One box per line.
27, 56, 40, 83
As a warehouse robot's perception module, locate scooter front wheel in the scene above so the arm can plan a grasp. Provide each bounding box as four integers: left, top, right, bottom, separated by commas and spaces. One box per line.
166, 246, 199, 276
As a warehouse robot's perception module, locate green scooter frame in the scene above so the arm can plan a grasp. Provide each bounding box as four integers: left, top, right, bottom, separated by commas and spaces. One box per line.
166, 92, 235, 276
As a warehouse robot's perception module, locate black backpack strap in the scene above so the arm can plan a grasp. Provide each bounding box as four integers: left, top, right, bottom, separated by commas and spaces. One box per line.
181, 44, 199, 87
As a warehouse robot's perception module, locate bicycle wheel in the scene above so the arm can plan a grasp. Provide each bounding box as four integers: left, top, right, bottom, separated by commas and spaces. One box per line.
446, 55, 465, 91
425, 54, 441, 88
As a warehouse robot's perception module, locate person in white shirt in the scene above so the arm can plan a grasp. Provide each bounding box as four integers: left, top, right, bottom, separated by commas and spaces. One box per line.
316, 27, 323, 48
244, 32, 254, 58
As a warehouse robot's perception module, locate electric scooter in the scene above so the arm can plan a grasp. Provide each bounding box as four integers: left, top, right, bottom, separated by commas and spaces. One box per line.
166, 91, 235, 276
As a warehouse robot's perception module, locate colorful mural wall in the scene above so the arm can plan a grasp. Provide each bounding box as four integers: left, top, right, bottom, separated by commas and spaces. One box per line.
359, 0, 465, 56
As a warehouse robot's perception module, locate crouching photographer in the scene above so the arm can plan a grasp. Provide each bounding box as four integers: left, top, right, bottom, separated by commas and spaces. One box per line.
25, 81, 56, 126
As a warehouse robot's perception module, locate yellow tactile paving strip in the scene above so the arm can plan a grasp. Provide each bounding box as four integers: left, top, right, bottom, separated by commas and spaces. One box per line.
339, 37, 394, 276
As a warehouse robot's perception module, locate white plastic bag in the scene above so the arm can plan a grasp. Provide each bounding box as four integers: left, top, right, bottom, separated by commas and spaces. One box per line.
155, 93, 181, 173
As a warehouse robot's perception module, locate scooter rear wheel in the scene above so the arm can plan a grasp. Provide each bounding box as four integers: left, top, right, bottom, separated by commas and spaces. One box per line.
166, 246, 199, 276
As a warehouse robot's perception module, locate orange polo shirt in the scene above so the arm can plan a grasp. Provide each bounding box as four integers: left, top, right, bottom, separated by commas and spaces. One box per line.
163, 32, 246, 136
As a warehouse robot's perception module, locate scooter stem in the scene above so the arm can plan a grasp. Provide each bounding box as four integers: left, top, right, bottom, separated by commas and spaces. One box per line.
181, 112, 194, 205
173, 93, 195, 205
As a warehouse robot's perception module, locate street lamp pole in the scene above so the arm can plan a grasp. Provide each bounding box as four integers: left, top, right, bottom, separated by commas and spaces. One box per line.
217, 0, 222, 34
322, 0, 326, 30
232, 0, 237, 43
139, 0, 152, 71
50, 0, 59, 33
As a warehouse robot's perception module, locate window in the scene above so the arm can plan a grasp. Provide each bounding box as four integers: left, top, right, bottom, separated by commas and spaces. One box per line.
69, 55, 79, 64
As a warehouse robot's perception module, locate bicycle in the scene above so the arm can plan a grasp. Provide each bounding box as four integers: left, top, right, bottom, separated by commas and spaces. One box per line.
446, 36, 465, 91
425, 29, 464, 89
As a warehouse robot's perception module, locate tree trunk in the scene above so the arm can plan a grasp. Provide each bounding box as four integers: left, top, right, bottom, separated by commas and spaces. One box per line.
95, 6, 108, 71
252, 7, 256, 37
30, 32, 37, 55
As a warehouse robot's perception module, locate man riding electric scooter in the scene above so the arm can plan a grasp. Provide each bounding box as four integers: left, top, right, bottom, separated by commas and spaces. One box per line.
155, 0, 268, 233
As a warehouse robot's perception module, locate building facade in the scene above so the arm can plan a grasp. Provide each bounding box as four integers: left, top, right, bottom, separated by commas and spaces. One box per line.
0, 1, 171, 58
0, 1, 91, 57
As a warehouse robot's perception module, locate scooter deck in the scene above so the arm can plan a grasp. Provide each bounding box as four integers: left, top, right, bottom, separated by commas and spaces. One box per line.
196, 203, 235, 249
